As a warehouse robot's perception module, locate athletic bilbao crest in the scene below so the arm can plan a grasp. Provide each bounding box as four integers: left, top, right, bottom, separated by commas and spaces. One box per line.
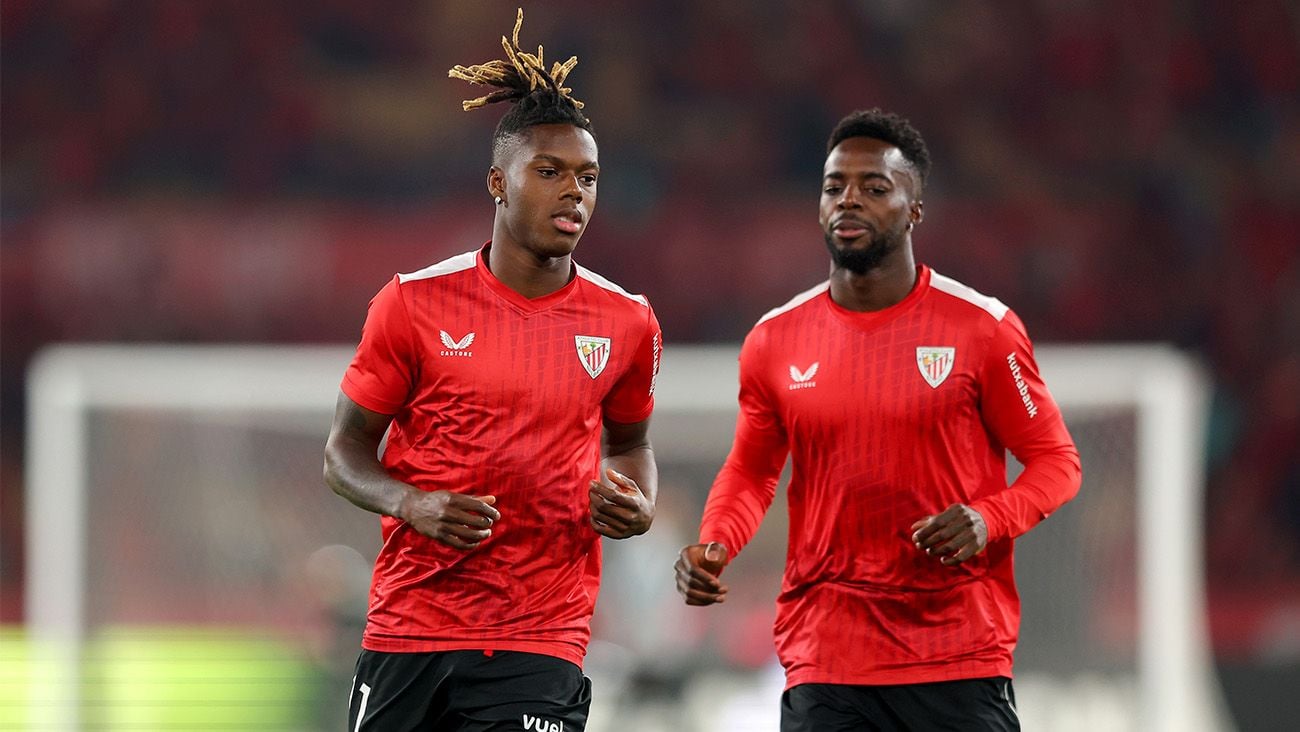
575, 335, 611, 379
916, 347, 955, 388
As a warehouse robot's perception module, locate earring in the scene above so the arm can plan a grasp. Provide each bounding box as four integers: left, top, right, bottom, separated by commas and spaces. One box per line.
907, 222, 914, 231
494, 196, 504, 206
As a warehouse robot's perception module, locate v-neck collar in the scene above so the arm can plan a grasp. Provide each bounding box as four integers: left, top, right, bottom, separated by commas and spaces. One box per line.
474, 242, 580, 314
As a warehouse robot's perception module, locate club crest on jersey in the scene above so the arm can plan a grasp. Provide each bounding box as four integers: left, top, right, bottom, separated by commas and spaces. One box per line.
916, 347, 955, 388
788, 362, 818, 390
439, 330, 475, 357
575, 335, 611, 379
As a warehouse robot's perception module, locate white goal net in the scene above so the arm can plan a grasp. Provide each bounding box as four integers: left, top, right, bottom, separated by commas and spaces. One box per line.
21, 344, 1232, 730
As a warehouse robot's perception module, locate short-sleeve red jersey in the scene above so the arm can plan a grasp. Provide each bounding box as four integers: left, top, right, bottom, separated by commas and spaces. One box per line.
341, 244, 661, 667
699, 265, 1081, 687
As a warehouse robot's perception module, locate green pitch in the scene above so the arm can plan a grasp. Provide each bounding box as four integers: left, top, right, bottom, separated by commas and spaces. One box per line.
1, 625, 321, 729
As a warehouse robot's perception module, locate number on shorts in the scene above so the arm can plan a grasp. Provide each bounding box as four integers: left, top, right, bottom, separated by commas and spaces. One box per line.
352, 679, 372, 732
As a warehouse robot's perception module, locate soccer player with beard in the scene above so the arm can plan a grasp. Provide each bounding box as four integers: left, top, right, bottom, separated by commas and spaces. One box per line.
324, 10, 661, 730
674, 109, 1081, 730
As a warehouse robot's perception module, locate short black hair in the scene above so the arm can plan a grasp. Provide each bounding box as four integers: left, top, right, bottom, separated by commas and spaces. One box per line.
490, 89, 593, 163
827, 109, 930, 191
448, 8, 594, 162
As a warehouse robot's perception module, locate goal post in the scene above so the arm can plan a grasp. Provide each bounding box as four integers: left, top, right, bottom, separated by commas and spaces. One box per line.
1027, 346, 1228, 732
23, 346, 352, 730
24, 343, 1231, 730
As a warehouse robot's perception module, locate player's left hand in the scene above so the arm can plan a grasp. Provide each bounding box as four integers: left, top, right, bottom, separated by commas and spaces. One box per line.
911, 503, 988, 566
589, 468, 654, 539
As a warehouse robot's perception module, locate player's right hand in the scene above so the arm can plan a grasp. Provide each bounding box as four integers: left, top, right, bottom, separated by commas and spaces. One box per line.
398, 490, 500, 550
674, 542, 730, 605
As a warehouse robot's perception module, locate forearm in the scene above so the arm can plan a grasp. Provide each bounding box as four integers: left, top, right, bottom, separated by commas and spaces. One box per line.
604, 444, 658, 505
324, 436, 418, 519
698, 375, 788, 557
699, 462, 780, 558
973, 441, 1082, 541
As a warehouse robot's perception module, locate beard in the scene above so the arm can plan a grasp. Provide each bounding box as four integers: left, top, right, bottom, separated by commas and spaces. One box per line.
823, 220, 906, 274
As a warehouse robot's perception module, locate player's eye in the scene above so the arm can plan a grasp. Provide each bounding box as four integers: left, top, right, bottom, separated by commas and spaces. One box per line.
537, 168, 557, 177
580, 175, 597, 186
823, 186, 842, 195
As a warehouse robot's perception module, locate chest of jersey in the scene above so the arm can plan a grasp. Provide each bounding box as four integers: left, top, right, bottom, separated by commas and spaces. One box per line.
767, 312, 984, 439
414, 297, 630, 415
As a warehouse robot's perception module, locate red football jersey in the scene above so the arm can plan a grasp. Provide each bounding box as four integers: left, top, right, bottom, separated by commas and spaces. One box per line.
699, 265, 1081, 687
341, 244, 661, 667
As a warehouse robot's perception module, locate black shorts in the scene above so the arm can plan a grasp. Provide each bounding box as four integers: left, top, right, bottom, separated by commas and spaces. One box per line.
781, 676, 1019, 732
348, 649, 591, 732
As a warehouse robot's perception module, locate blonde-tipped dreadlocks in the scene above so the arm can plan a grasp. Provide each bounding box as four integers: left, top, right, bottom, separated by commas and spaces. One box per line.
447, 8, 593, 162
448, 8, 584, 112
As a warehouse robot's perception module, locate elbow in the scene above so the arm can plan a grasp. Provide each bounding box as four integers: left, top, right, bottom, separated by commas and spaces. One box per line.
1062, 445, 1084, 503
1021, 442, 1083, 507
323, 441, 345, 497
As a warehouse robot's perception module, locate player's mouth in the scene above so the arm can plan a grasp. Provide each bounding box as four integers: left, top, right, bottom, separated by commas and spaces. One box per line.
552, 209, 584, 235
831, 218, 871, 241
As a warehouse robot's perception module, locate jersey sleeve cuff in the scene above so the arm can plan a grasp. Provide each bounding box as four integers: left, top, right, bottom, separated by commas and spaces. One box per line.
602, 398, 654, 425
341, 376, 402, 415
969, 499, 1005, 543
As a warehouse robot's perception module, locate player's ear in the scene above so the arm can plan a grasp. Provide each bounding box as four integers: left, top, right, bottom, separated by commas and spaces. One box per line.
911, 200, 924, 225
487, 166, 506, 203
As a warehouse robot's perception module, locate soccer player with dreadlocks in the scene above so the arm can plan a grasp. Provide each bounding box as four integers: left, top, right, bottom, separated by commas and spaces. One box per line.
325, 10, 661, 730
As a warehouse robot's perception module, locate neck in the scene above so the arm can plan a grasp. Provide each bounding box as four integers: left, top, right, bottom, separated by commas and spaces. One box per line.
828, 242, 917, 312
485, 235, 573, 299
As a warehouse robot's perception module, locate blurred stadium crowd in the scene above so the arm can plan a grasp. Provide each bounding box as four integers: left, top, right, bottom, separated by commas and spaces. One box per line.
2, 0, 1298, 666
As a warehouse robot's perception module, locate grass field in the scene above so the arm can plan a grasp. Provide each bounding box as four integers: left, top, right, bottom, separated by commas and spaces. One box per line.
1, 625, 322, 730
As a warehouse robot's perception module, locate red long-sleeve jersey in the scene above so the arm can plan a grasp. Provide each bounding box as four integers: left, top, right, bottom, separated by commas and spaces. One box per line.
699, 265, 1081, 687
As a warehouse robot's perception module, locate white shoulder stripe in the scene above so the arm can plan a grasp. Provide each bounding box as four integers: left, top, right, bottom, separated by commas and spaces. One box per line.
397, 251, 478, 284
756, 281, 830, 325
575, 265, 649, 307
930, 271, 1008, 321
